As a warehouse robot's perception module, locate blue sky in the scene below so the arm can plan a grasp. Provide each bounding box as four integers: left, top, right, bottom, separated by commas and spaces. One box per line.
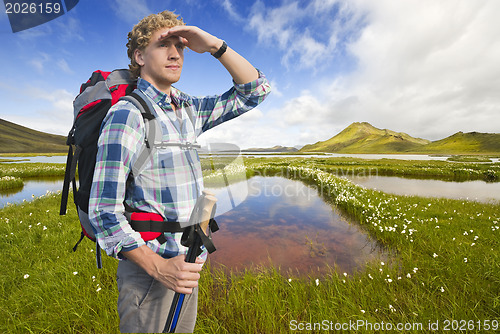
1, 0, 499, 149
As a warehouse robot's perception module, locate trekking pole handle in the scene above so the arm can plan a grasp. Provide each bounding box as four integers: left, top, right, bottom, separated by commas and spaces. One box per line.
199, 190, 216, 235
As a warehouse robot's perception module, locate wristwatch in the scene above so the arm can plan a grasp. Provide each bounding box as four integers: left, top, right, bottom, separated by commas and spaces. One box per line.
212, 41, 227, 59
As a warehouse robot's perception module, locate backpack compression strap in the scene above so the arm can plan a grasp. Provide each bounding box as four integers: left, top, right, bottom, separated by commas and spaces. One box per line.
127, 212, 185, 244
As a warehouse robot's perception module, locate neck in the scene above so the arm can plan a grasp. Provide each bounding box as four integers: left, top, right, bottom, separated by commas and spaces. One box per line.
140, 74, 172, 95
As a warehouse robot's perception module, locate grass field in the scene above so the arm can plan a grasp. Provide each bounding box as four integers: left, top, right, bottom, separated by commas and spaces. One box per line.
0, 157, 499, 333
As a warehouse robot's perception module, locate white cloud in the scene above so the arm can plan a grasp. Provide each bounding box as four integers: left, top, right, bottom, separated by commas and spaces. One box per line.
28, 53, 74, 75
245, 0, 364, 71
13, 86, 75, 135
57, 58, 74, 74
29, 53, 50, 74
111, 0, 152, 25
220, 0, 244, 23
269, 80, 283, 98
198, 108, 266, 148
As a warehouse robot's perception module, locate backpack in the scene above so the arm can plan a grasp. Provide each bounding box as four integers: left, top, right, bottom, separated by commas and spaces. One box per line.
59, 69, 164, 268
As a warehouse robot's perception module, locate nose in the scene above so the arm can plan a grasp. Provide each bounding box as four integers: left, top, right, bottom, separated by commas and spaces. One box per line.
167, 44, 182, 60
168, 47, 180, 59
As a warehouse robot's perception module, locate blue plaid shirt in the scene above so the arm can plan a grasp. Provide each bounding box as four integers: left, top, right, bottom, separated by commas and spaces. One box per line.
89, 71, 271, 259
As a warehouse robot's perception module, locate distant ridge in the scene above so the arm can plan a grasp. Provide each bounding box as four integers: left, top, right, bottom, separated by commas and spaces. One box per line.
0, 118, 67, 153
300, 122, 500, 154
243, 145, 299, 153
300, 122, 430, 153
411, 131, 500, 154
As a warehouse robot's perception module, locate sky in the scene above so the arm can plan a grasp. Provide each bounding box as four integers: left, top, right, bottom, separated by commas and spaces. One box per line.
0, 0, 499, 150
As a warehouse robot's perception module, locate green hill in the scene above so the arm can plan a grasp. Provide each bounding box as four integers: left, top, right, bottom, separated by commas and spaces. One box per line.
0, 118, 67, 153
300, 122, 430, 153
411, 131, 500, 154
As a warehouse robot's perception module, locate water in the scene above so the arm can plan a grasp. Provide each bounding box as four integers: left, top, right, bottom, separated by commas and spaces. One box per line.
206, 152, 454, 161
0, 178, 63, 208
0, 155, 67, 163
3, 154, 499, 163
206, 176, 387, 275
345, 175, 500, 203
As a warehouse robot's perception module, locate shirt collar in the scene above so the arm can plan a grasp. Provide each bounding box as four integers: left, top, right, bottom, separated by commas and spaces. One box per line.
137, 77, 186, 110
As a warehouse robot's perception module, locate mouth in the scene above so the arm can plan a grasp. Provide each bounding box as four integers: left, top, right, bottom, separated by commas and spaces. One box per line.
166, 65, 181, 70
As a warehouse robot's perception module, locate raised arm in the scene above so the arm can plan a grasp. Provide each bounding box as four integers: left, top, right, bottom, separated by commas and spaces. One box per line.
160, 25, 259, 84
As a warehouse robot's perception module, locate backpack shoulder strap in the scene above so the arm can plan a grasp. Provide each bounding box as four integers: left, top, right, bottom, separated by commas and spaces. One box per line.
119, 90, 159, 175
120, 90, 155, 121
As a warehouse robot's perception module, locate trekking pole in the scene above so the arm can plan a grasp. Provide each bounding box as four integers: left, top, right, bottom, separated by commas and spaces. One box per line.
163, 190, 217, 333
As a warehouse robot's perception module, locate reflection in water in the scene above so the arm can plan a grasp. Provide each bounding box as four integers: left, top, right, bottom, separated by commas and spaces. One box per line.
345, 175, 500, 203
206, 177, 386, 276
0, 178, 63, 208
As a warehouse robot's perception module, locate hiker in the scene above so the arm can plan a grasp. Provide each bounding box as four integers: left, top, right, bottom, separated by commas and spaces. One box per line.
88, 10, 270, 333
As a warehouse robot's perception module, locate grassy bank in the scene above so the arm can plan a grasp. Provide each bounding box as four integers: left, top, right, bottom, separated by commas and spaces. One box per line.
1, 158, 499, 333
0, 162, 66, 179
0, 176, 23, 191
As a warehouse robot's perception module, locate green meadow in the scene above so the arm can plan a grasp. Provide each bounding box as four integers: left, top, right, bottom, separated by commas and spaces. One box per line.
0, 157, 499, 333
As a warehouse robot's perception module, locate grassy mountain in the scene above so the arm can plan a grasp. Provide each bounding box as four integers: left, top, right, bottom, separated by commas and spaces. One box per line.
300, 122, 430, 153
411, 131, 500, 154
0, 118, 67, 153
243, 145, 299, 153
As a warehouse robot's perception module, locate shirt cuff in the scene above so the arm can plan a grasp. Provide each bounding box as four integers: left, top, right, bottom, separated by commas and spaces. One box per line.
233, 69, 270, 96
98, 229, 146, 260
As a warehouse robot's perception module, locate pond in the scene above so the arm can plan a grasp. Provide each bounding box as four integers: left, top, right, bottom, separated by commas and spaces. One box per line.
5, 153, 499, 163
0, 155, 67, 164
0, 178, 63, 209
344, 175, 500, 203
205, 176, 387, 276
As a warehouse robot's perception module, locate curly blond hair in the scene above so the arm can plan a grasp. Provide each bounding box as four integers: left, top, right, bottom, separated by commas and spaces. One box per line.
127, 10, 185, 79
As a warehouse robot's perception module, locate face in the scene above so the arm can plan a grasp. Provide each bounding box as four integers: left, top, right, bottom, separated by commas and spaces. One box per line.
135, 28, 185, 93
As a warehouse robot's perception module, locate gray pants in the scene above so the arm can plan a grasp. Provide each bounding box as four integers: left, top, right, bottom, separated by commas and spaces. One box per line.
117, 259, 198, 333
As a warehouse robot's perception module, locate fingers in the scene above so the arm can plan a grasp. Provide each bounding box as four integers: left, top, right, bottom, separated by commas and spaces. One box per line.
155, 255, 205, 294
159, 25, 195, 40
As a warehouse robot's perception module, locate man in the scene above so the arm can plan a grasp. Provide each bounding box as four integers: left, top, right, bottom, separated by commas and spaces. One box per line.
88, 10, 270, 333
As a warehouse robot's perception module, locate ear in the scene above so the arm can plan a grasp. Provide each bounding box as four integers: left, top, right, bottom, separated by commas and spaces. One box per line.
134, 49, 144, 66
